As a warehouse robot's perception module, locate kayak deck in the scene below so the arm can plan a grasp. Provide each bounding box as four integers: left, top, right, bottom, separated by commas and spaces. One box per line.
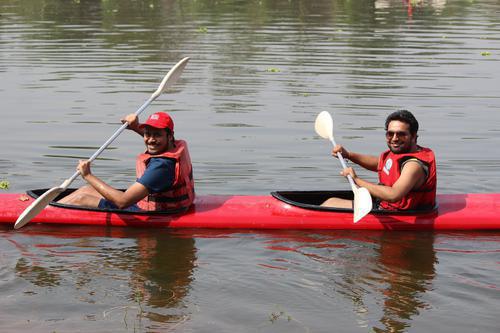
0, 189, 499, 230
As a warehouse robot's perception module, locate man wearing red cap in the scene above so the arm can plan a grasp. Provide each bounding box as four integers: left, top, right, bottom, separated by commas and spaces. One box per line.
59, 112, 195, 212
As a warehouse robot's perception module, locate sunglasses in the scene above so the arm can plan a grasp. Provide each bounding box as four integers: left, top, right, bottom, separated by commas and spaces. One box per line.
385, 130, 410, 139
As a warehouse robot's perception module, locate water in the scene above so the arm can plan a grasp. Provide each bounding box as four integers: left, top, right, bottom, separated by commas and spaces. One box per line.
1, 228, 499, 332
1, 0, 499, 331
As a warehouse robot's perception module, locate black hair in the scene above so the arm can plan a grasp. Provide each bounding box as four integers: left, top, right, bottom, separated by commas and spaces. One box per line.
384, 109, 419, 134
165, 128, 176, 146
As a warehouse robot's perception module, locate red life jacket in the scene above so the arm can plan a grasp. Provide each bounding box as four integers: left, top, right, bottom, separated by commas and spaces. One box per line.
135, 140, 195, 211
377, 146, 436, 211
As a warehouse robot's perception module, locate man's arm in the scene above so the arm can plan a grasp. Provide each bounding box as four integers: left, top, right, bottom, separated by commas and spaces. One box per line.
78, 160, 149, 209
90, 157, 175, 208
333, 145, 379, 172
346, 151, 379, 172
345, 160, 426, 202
122, 114, 145, 137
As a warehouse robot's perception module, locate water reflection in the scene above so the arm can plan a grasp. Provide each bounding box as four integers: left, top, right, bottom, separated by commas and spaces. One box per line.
263, 230, 436, 333
9, 238, 62, 288
376, 0, 448, 16
5, 227, 196, 326
372, 232, 436, 332
128, 231, 195, 310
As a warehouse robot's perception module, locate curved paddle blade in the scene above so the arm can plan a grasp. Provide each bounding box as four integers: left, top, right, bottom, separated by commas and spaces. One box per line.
151, 57, 190, 100
353, 186, 373, 223
14, 187, 65, 229
314, 111, 334, 140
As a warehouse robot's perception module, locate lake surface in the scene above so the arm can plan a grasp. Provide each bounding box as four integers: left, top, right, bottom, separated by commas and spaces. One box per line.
1, 0, 499, 332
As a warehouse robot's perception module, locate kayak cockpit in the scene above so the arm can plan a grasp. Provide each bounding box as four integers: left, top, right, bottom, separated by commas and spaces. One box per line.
271, 190, 438, 215
27, 188, 188, 215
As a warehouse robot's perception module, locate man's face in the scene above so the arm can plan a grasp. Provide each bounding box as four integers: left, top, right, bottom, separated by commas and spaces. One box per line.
143, 126, 169, 155
385, 120, 416, 154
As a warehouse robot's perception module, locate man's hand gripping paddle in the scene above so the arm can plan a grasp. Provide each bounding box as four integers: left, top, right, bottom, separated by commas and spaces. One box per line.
14, 57, 190, 229
314, 111, 373, 223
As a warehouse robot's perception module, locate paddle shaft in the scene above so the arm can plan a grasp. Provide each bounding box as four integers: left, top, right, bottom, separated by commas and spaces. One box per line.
313, 110, 373, 222
64, 95, 155, 187
329, 137, 357, 190
63, 57, 190, 188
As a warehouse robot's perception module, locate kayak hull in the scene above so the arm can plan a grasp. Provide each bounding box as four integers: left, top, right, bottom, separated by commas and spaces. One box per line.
0, 190, 499, 230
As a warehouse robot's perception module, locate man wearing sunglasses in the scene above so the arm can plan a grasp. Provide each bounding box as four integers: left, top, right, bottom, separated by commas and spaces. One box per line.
322, 110, 436, 211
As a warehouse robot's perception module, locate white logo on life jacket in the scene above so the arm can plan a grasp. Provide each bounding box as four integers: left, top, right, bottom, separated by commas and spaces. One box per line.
383, 158, 393, 175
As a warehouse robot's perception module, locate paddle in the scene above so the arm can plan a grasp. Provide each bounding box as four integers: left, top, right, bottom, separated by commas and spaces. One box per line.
14, 57, 190, 229
314, 111, 373, 223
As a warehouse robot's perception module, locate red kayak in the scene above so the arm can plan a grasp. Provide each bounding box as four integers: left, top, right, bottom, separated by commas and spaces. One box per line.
0, 189, 499, 230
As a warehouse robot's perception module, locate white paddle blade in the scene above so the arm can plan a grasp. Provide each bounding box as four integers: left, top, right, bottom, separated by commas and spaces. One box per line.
353, 187, 373, 223
314, 111, 334, 140
14, 187, 65, 229
152, 57, 190, 99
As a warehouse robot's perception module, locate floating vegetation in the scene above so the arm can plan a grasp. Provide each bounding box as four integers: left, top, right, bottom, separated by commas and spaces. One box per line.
197, 26, 208, 33
134, 289, 144, 315
269, 309, 292, 323
265, 305, 312, 332
268, 305, 292, 323
103, 288, 145, 331
0, 180, 9, 190
481, 51, 492, 56
266, 68, 281, 73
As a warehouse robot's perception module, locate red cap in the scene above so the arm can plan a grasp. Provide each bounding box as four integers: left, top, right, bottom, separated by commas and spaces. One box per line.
139, 112, 174, 132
